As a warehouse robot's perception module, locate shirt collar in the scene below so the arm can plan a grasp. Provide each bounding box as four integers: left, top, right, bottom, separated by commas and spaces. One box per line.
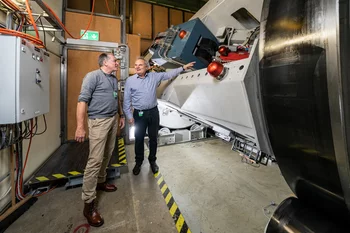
137, 72, 149, 79
100, 69, 116, 78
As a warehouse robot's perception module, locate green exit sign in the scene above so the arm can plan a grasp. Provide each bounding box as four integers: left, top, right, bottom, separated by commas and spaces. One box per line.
80, 30, 99, 41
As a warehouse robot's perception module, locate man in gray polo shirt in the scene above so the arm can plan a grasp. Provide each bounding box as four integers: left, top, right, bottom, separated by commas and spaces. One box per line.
123, 57, 194, 176
75, 53, 125, 227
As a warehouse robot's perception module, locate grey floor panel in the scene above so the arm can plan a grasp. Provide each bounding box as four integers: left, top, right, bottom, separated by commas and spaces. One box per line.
155, 138, 292, 233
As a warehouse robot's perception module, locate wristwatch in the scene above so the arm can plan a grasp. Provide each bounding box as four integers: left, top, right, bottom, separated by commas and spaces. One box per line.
120, 114, 125, 118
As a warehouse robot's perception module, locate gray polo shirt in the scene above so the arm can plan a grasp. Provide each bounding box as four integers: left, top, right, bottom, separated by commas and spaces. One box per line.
78, 69, 119, 119
123, 67, 183, 120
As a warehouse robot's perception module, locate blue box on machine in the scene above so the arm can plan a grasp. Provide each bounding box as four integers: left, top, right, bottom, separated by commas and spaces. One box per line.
151, 18, 219, 70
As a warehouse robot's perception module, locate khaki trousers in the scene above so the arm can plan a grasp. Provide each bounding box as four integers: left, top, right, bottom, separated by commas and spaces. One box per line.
82, 115, 118, 203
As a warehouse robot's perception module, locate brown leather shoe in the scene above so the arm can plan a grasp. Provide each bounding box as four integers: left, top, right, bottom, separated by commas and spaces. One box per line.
83, 200, 104, 227
96, 182, 117, 192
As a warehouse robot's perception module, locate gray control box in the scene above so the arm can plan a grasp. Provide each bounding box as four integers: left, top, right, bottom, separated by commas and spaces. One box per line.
0, 35, 50, 124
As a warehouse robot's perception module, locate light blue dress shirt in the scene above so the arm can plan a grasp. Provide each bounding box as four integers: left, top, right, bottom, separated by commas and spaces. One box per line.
123, 67, 183, 119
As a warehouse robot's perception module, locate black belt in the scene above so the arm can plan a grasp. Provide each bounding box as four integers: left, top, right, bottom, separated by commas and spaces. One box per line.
134, 106, 157, 112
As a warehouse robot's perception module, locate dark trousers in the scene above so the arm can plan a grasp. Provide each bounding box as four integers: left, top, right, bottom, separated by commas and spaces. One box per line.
133, 107, 159, 165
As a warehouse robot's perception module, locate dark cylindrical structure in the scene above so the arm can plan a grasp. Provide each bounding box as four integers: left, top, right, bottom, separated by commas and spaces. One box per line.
260, 0, 350, 231
265, 197, 347, 233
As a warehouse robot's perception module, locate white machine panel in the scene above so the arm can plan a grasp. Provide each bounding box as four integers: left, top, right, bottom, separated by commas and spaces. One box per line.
0, 35, 50, 124
159, 41, 261, 145
192, 0, 263, 36
158, 102, 195, 129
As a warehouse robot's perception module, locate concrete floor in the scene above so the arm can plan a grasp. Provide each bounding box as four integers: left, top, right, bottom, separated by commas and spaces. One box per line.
4, 138, 292, 233
4, 161, 178, 233
155, 139, 292, 233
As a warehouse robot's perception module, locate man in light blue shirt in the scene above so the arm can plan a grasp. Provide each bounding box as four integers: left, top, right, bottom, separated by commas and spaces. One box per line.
123, 57, 195, 175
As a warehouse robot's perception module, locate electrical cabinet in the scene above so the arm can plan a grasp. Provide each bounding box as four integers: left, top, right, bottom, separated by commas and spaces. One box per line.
0, 35, 50, 124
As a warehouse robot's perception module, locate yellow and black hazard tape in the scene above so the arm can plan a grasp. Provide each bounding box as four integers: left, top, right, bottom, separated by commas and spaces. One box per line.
30, 170, 83, 183
118, 137, 126, 164
29, 138, 127, 183
154, 172, 192, 233
111, 137, 127, 167
32, 138, 127, 183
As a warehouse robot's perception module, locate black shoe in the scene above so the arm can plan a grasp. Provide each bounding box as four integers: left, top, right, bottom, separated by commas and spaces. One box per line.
150, 162, 159, 174
133, 164, 141, 175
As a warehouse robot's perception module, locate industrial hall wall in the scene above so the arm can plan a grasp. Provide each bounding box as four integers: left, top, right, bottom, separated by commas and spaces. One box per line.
66, 0, 195, 54
132, 1, 194, 54
0, 0, 62, 212
64, 11, 141, 140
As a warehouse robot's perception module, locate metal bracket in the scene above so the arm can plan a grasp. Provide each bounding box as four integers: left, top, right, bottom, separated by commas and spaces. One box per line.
33, 0, 63, 30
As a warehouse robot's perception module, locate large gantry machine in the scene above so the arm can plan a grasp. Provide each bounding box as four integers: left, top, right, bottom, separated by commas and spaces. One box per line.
144, 0, 350, 231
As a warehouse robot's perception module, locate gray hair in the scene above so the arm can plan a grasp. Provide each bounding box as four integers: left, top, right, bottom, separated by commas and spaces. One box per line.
98, 53, 112, 67
136, 56, 150, 68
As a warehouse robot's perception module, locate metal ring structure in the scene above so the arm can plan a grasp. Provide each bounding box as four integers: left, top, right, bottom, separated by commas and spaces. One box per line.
260, 0, 350, 231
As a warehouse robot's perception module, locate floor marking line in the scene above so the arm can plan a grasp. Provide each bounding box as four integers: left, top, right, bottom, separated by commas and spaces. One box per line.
154, 172, 192, 233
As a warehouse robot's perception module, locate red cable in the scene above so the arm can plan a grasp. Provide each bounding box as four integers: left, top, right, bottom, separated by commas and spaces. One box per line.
18, 15, 25, 31
0, 28, 44, 47
2, 0, 20, 11
18, 119, 34, 198
105, 0, 111, 14
42, 0, 96, 39
2, 0, 29, 29
25, 0, 39, 39
0, 1, 43, 46
2, 0, 95, 42
14, 145, 19, 198
73, 224, 90, 233
34, 186, 56, 197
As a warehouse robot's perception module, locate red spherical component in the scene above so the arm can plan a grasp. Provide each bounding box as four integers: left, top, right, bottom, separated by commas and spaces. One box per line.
207, 61, 224, 78
218, 46, 229, 56
179, 30, 187, 39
